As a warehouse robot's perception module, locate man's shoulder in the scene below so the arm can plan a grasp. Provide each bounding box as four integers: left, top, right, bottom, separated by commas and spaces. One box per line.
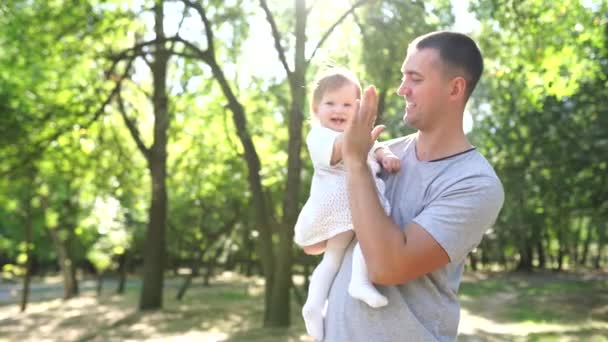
467, 150, 502, 182
437, 150, 503, 197
383, 133, 416, 155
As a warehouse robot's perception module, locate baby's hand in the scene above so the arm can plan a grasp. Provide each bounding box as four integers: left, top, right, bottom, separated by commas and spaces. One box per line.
381, 153, 401, 173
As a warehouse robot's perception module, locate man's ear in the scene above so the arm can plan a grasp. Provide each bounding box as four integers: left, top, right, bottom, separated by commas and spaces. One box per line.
449, 76, 467, 100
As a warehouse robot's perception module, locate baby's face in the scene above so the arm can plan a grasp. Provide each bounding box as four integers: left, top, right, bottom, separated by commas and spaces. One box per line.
313, 84, 359, 132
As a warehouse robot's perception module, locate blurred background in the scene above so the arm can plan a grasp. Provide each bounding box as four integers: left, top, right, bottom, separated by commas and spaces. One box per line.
0, 0, 606, 340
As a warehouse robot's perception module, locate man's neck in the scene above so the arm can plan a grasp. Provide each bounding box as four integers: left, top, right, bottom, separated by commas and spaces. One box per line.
415, 127, 472, 162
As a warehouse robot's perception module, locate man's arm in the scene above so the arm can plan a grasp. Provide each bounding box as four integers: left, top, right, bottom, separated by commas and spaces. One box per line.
343, 86, 449, 285
346, 162, 449, 285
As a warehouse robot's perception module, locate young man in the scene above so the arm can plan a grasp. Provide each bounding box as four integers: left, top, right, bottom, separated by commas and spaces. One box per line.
322, 31, 505, 341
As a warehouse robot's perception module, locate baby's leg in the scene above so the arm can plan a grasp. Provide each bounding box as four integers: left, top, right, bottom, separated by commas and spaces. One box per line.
348, 242, 388, 308
302, 231, 353, 341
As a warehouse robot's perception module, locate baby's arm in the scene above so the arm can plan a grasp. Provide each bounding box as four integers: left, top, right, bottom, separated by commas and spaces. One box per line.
329, 135, 344, 166
303, 240, 327, 255
374, 144, 401, 173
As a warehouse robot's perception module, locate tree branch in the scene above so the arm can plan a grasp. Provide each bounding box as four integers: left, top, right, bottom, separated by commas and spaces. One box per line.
170, 50, 202, 60
181, 0, 215, 55
259, 0, 292, 78
116, 91, 152, 162
173, 35, 212, 62
306, 0, 319, 15
307, 0, 368, 64
170, 5, 189, 52
1, 56, 135, 178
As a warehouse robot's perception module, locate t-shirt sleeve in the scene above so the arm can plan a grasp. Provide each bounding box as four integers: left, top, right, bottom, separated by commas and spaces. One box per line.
306, 125, 341, 168
371, 140, 384, 153
412, 176, 504, 263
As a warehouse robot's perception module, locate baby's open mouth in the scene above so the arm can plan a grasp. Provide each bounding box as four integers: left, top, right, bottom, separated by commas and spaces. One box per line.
331, 118, 346, 124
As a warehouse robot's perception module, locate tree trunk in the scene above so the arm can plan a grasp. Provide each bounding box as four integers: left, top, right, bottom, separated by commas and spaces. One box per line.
572, 217, 583, 265
97, 271, 104, 296
203, 264, 213, 286
594, 222, 606, 269
498, 238, 508, 269
70, 264, 79, 296
20, 168, 35, 312
556, 228, 566, 271
516, 241, 533, 272
536, 239, 546, 269
580, 223, 593, 267
177, 252, 202, 301
556, 217, 567, 271
480, 243, 489, 269
545, 229, 555, 269
116, 252, 127, 294
469, 253, 478, 271
207, 48, 276, 325
139, 0, 169, 311
203, 246, 224, 287
48, 227, 79, 299
244, 224, 255, 277
176, 273, 193, 301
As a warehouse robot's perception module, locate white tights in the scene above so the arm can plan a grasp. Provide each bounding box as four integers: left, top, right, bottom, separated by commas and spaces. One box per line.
302, 231, 387, 341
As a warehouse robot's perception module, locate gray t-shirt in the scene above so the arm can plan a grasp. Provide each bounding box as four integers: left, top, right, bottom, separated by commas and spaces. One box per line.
324, 134, 504, 342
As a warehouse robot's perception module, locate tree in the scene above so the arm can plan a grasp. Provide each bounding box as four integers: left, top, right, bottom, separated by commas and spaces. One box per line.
354, 0, 453, 136
469, 0, 608, 269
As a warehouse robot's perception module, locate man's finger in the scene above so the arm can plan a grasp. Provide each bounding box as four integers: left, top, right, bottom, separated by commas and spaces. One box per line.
360, 86, 378, 123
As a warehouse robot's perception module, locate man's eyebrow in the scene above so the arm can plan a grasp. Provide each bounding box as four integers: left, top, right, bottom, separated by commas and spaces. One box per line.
402, 70, 423, 77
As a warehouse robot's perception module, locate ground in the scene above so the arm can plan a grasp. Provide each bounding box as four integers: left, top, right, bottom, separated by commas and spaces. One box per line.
0, 271, 606, 341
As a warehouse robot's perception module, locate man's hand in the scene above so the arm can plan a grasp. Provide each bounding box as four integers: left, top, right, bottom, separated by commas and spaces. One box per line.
343, 86, 383, 169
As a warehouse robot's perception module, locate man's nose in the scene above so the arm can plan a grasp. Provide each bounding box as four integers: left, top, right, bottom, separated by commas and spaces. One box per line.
397, 82, 410, 96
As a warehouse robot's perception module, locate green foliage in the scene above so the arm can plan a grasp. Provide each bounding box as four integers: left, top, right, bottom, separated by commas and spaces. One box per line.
356, 0, 454, 138
470, 0, 608, 269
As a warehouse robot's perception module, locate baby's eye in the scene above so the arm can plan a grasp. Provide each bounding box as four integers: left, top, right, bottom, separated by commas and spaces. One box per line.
344, 103, 352, 107
325, 101, 334, 105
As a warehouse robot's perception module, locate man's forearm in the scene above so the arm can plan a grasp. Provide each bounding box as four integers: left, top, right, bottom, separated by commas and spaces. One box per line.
346, 162, 406, 281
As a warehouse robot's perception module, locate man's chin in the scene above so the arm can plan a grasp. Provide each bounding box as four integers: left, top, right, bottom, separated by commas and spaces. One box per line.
403, 113, 415, 127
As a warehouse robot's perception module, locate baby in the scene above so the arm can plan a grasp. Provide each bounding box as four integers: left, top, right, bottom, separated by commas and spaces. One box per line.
294, 68, 400, 341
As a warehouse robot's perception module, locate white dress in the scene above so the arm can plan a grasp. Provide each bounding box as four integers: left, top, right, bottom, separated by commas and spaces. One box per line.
294, 125, 391, 247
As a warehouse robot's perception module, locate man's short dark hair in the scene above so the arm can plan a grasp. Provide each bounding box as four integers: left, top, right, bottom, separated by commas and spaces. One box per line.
410, 31, 483, 99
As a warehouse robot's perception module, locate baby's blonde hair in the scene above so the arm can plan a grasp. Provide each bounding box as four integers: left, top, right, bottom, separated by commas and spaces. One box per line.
310, 67, 362, 116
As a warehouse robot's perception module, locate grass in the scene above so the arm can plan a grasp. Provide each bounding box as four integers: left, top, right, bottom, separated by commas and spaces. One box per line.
0, 271, 606, 341
457, 271, 608, 341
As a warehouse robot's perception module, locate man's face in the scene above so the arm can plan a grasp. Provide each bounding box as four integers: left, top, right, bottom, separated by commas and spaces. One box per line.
397, 48, 449, 130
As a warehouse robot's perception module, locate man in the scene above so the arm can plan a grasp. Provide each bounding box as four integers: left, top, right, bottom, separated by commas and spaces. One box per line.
323, 31, 504, 341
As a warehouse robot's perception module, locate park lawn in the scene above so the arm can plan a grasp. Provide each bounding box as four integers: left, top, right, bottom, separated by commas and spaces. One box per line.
0, 271, 606, 341
457, 271, 608, 341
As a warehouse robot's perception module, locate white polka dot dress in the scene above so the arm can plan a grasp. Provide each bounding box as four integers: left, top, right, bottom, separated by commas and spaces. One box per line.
294, 125, 391, 247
